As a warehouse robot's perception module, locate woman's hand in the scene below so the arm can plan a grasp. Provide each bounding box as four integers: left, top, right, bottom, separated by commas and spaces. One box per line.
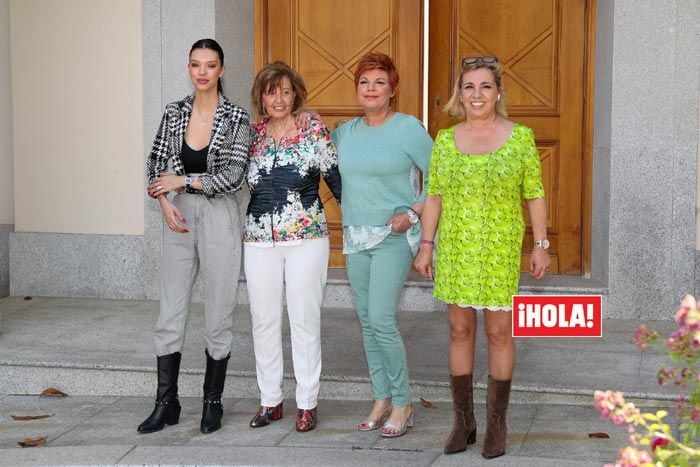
295, 109, 322, 129
159, 196, 188, 233
148, 172, 185, 198
386, 213, 412, 233
413, 245, 434, 279
529, 246, 550, 279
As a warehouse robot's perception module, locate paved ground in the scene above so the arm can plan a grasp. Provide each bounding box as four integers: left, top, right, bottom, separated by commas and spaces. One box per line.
0, 394, 672, 466
0, 296, 686, 465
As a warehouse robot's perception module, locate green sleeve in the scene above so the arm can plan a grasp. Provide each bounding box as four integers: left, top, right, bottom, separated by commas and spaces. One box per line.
427, 129, 445, 196
521, 127, 545, 200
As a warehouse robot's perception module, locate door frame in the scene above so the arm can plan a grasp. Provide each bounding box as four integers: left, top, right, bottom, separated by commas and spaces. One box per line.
582, 0, 597, 275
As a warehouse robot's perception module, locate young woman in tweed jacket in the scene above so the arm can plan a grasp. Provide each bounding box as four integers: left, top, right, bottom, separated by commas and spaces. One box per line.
139, 38, 250, 435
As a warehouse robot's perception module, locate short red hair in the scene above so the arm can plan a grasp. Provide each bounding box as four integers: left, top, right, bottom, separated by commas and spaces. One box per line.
353, 52, 399, 91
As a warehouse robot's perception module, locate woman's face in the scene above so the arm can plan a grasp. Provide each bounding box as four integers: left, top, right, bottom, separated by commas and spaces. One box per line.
459, 67, 499, 119
356, 69, 393, 113
188, 48, 224, 93
262, 76, 295, 120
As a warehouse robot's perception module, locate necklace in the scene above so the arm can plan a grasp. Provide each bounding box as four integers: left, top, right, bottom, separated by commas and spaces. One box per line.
195, 104, 216, 127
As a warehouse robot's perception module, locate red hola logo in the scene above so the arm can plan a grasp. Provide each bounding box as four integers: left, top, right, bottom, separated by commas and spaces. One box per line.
512, 295, 603, 337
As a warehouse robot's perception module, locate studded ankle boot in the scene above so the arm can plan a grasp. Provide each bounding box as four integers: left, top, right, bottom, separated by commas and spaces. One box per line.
200, 349, 230, 433
137, 352, 182, 433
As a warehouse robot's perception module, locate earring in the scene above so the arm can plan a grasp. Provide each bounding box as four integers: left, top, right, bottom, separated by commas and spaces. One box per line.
497, 94, 501, 101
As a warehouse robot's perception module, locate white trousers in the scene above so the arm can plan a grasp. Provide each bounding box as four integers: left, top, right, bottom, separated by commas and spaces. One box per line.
244, 237, 329, 409
155, 193, 241, 360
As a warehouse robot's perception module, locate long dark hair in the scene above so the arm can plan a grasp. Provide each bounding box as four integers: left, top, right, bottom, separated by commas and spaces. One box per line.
190, 38, 224, 94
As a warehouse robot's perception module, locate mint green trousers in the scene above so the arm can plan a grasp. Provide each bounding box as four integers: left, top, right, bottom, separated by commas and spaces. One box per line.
346, 233, 414, 407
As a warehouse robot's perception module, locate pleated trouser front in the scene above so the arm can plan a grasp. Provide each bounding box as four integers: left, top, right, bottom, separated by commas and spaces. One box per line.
155, 192, 242, 360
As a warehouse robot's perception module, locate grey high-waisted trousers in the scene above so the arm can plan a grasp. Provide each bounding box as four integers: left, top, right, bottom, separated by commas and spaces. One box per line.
154, 192, 241, 360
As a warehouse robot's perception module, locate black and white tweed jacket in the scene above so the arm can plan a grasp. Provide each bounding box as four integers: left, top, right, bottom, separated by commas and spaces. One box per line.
146, 93, 250, 197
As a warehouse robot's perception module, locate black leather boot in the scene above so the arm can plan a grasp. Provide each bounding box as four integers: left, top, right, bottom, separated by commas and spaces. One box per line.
200, 349, 230, 433
137, 352, 182, 433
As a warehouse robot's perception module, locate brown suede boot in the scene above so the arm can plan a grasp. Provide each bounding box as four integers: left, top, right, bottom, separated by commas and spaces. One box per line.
444, 374, 477, 454
482, 376, 511, 459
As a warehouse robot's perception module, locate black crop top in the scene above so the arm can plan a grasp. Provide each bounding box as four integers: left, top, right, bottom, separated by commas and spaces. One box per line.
181, 138, 208, 174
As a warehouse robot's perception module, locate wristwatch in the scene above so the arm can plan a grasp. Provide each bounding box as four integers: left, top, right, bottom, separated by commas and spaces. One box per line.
184, 176, 193, 189
406, 208, 420, 225
534, 238, 550, 250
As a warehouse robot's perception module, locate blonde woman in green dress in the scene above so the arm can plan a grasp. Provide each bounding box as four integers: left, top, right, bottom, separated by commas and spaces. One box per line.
413, 56, 550, 459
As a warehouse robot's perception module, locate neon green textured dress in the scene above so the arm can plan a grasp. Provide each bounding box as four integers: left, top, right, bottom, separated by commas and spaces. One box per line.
427, 123, 545, 309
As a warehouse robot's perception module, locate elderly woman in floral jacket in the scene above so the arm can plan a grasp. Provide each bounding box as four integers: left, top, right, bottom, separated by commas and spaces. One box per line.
244, 61, 341, 433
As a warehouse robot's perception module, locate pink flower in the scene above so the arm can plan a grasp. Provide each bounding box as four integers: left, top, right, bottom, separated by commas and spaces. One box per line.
691, 407, 700, 424
634, 325, 656, 349
620, 402, 640, 424
676, 306, 689, 326
611, 413, 626, 425
594, 391, 638, 425
675, 396, 687, 418
650, 436, 669, 451
614, 447, 653, 466
677, 295, 696, 322
692, 329, 700, 348
657, 367, 676, 386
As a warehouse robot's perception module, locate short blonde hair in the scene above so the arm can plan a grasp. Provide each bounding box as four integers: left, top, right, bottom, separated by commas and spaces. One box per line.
443, 57, 507, 120
251, 61, 307, 118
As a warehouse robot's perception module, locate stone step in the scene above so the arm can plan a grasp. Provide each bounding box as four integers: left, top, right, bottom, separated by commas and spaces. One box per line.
254, 269, 609, 314
2, 296, 678, 412
0, 361, 675, 407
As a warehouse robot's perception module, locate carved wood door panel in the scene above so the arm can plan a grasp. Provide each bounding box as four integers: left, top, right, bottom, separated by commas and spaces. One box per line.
429, 0, 588, 274
255, 0, 423, 267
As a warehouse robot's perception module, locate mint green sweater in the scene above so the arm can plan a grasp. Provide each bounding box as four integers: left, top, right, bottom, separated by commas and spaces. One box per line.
333, 113, 433, 226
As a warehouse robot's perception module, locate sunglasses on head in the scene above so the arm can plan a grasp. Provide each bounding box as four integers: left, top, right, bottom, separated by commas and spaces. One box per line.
461, 56, 499, 67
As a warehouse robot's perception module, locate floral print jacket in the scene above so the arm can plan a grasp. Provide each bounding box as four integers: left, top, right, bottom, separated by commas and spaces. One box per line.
244, 119, 341, 244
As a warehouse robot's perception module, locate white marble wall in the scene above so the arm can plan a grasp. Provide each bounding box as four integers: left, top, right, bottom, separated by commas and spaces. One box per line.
0, 225, 10, 299
9, 233, 144, 299
603, 0, 699, 317
0, 0, 12, 300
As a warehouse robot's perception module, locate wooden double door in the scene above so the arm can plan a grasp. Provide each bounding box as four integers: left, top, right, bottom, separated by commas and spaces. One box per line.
255, 0, 592, 275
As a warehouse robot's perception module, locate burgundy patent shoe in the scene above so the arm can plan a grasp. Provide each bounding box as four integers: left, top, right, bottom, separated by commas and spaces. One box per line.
295, 407, 318, 432
249, 402, 283, 428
